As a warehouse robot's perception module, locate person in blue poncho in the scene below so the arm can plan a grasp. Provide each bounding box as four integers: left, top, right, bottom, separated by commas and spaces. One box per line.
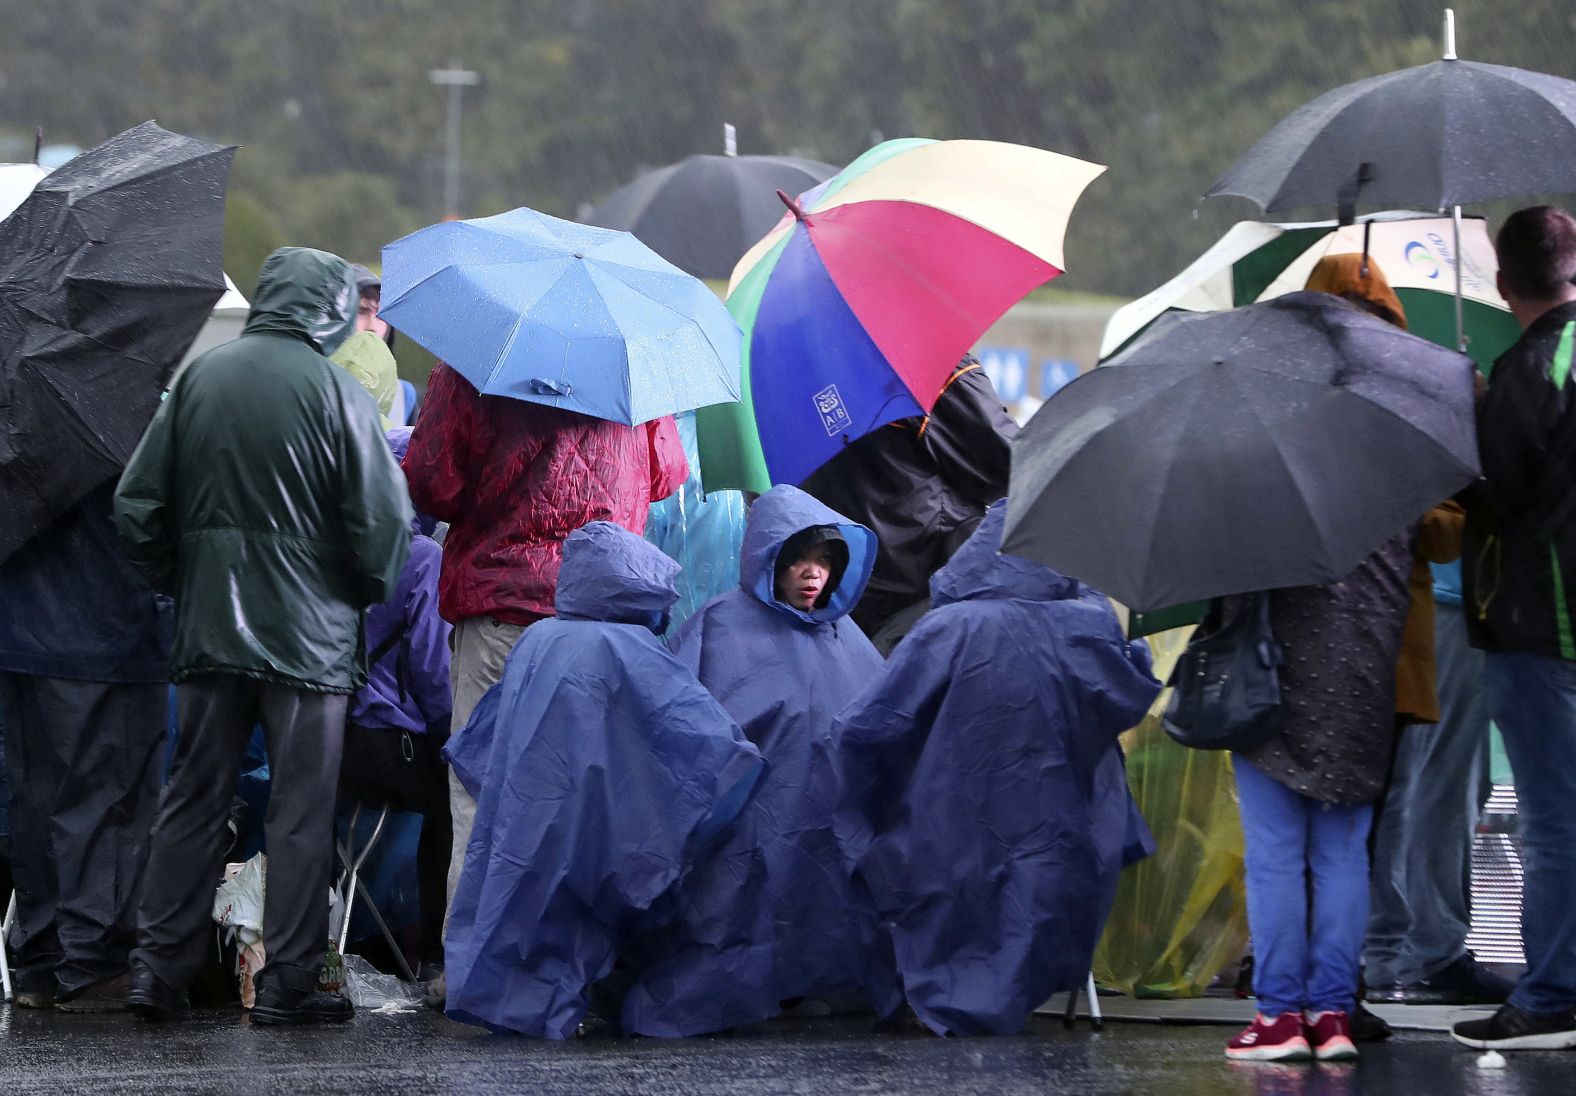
833, 500, 1160, 1037
621, 485, 892, 1035
439, 521, 764, 1039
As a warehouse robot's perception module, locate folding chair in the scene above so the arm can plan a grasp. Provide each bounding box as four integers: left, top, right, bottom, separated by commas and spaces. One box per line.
0, 890, 14, 1003
1061, 971, 1104, 1032
335, 802, 417, 983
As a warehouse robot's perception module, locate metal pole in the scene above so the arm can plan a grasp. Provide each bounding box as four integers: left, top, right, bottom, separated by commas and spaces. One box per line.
1445, 12, 1466, 352
429, 62, 480, 219
1453, 204, 1468, 352
443, 83, 462, 216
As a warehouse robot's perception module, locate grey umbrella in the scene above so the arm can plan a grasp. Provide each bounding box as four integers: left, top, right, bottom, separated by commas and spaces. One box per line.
1001, 292, 1479, 612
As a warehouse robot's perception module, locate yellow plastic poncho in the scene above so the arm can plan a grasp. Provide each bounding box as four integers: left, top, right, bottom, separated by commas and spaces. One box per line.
329, 330, 399, 429
1092, 623, 1251, 998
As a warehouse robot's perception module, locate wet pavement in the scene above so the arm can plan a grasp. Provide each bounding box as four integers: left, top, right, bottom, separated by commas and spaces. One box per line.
1, 1005, 1572, 1095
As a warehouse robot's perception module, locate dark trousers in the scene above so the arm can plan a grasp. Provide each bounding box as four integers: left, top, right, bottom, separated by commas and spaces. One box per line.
338, 724, 452, 963
132, 675, 345, 992
0, 673, 165, 996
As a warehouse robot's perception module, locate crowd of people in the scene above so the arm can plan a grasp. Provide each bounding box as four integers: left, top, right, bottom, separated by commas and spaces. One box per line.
1, 204, 1575, 1061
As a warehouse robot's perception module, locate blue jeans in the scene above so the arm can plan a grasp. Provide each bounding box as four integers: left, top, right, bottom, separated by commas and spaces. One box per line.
1235, 757, 1374, 1017
1485, 650, 1576, 1015
1366, 602, 1491, 984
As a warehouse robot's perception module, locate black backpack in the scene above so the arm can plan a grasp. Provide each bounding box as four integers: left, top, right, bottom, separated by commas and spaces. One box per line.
1162, 592, 1285, 752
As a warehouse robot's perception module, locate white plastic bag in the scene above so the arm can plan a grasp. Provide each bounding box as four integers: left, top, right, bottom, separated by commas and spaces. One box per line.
342, 953, 424, 1012
214, 855, 268, 1006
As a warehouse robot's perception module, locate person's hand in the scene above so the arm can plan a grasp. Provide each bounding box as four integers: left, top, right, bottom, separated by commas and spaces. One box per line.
1474, 369, 1487, 406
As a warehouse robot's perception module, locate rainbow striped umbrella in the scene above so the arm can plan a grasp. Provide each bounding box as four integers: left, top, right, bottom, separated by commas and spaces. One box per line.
695, 138, 1105, 492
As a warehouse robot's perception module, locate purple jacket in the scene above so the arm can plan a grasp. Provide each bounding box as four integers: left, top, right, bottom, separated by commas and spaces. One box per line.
350, 533, 452, 734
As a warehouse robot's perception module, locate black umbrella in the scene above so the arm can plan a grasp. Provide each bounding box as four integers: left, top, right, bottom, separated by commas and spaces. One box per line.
1001, 292, 1479, 612
1205, 56, 1576, 215
1205, 13, 1576, 352
586, 152, 837, 279
0, 120, 234, 562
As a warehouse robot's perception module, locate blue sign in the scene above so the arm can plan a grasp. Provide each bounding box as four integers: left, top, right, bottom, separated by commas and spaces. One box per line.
1041, 359, 1080, 398
976, 346, 1029, 403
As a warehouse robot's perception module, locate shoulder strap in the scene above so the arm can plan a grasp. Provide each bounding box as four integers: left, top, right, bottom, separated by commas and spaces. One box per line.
365, 625, 404, 672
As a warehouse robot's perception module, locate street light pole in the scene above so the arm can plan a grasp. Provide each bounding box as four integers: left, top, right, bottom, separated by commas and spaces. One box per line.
429, 61, 480, 219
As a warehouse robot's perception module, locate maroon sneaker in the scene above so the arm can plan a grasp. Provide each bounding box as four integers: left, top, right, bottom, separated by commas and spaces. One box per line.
1226, 1012, 1313, 1061
1304, 1010, 1359, 1061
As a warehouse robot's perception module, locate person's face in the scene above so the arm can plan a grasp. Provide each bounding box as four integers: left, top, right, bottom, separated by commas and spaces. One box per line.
777, 544, 837, 611
357, 291, 389, 339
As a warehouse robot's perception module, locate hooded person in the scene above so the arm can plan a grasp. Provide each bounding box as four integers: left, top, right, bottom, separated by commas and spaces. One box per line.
115, 246, 412, 1026
799, 355, 1017, 648
621, 485, 891, 1035
348, 264, 408, 423
440, 522, 764, 1039
331, 330, 401, 430
831, 501, 1160, 1037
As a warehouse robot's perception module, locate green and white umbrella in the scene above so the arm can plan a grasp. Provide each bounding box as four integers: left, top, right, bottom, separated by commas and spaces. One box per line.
1101, 213, 1518, 371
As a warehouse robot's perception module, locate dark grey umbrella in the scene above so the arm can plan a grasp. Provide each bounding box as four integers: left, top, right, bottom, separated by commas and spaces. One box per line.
1001, 292, 1479, 612
0, 121, 233, 562
1206, 57, 1576, 215
587, 153, 837, 279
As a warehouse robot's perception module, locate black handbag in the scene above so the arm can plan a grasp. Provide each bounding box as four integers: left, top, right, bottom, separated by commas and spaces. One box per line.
1161, 592, 1285, 751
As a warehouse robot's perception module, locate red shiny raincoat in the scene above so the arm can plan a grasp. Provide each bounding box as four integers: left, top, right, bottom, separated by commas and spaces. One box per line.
403, 363, 688, 625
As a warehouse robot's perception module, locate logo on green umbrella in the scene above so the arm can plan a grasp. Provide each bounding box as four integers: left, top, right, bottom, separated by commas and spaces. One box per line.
1405, 240, 1442, 279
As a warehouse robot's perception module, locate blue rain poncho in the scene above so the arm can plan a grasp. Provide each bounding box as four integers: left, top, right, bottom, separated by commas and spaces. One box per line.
441, 521, 764, 1039
833, 501, 1161, 1036
644, 411, 747, 635
623, 486, 891, 1035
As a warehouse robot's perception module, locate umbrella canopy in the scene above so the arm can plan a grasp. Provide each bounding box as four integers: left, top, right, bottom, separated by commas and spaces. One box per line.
1102, 213, 1520, 371
695, 137, 1105, 493
587, 153, 839, 280
0, 162, 47, 221
0, 121, 233, 563
1207, 58, 1576, 214
1003, 292, 1480, 612
379, 207, 742, 426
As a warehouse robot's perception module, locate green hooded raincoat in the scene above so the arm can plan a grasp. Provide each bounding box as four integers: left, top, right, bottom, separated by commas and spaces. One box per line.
114, 247, 413, 692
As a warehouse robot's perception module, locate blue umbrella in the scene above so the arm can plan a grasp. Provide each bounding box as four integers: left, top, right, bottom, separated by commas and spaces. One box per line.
380, 208, 742, 425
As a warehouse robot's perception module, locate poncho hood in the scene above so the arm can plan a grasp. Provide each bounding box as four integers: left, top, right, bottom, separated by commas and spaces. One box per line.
242, 246, 357, 354
555, 521, 680, 633
740, 485, 875, 625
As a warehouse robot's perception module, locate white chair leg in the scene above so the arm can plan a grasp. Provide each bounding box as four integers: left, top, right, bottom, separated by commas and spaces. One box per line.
0, 891, 15, 1003
333, 803, 417, 982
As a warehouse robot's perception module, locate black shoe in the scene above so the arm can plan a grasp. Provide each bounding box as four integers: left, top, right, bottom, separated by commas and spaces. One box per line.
1452, 1003, 1576, 1050
251, 966, 354, 1027
126, 963, 191, 1022
251, 989, 355, 1026
1351, 1002, 1393, 1043
1379, 954, 1517, 1006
